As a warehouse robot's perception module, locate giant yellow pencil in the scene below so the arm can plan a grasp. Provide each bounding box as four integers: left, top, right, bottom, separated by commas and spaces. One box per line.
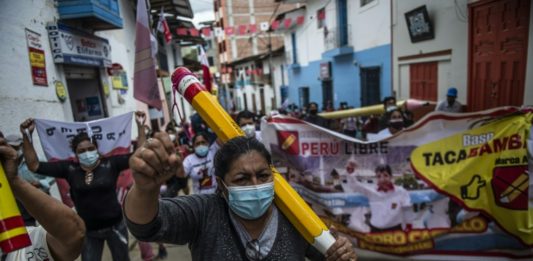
172, 67, 335, 253
0, 163, 31, 253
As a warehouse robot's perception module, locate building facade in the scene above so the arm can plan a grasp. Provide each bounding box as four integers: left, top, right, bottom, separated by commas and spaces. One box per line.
214, 0, 296, 112
392, 0, 533, 110
0, 0, 193, 156
279, 0, 392, 111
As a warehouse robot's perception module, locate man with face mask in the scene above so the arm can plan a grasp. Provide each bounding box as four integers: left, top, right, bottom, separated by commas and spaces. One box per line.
303, 102, 329, 128
236, 110, 262, 141
181, 132, 218, 194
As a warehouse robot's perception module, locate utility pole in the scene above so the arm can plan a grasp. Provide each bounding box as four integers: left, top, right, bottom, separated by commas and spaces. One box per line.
268, 31, 277, 110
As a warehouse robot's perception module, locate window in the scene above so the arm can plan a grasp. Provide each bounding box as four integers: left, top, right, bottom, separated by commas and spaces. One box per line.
360, 0, 375, 7
291, 33, 298, 64
317, 8, 326, 28
208, 57, 214, 66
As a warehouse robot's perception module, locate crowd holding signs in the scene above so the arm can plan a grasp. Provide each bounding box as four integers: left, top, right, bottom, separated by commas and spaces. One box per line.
261, 107, 533, 258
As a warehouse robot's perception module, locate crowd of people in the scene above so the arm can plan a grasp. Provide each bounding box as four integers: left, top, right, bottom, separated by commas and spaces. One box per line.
0, 88, 464, 260
279, 87, 463, 140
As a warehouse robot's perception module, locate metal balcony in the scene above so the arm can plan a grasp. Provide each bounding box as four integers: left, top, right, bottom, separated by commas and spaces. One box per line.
56, 0, 123, 30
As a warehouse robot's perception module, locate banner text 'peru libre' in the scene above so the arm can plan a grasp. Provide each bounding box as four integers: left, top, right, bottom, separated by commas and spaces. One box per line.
261, 108, 533, 258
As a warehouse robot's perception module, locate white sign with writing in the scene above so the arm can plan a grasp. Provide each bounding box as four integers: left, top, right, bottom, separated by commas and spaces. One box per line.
35, 112, 133, 161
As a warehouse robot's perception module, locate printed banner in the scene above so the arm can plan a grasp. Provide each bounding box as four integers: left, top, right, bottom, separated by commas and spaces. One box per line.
261, 107, 533, 259
35, 112, 133, 161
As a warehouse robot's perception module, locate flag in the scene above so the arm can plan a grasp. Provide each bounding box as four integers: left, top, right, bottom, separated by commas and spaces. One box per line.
260, 22, 270, 31
134, 0, 161, 109
284, 18, 292, 29
296, 15, 305, 25
176, 27, 188, 35
249, 24, 257, 33
198, 45, 212, 93
238, 25, 247, 35
190, 28, 199, 37
271, 20, 280, 30
201, 27, 212, 37
225, 26, 235, 35
214, 27, 224, 37
157, 7, 172, 43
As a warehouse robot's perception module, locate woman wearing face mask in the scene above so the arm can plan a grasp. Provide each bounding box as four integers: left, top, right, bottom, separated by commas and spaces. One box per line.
181, 132, 218, 194
19, 112, 146, 261
367, 109, 406, 141
125, 135, 357, 261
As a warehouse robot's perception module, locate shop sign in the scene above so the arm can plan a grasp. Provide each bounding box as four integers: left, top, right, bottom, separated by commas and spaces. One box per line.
320, 62, 331, 80
47, 23, 111, 67
111, 71, 129, 90
26, 29, 48, 86
54, 80, 67, 102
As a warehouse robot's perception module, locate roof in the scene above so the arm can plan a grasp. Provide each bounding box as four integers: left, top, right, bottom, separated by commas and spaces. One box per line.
229, 46, 285, 66
149, 0, 193, 19
275, 5, 306, 21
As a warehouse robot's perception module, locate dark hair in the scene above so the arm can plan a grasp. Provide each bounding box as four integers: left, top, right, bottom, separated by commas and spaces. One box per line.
236, 110, 256, 124
192, 132, 209, 146
214, 136, 272, 180
70, 132, 98, 153
386, 108, 405, 124
383, 96, 396, 108
375, 164, 392, 176
308, 102, 319, 110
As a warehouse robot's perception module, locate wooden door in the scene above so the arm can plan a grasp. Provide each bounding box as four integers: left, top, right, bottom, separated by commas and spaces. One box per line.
469, 0, 530, 111
410, 62, 438, 101
360, 67, 381, 106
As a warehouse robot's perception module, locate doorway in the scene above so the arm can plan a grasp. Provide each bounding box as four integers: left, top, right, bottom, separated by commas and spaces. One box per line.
299, 87, 310, 109
321, 80, 333, 110
65, 66, 108, 122
468, 0, 530, 111
360, 67, 382, 106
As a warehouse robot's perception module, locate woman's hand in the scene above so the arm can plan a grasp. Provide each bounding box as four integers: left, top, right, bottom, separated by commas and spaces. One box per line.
325, 236, 357, 261
0, 138, 19, 181
129, 132, 181, 192
20, 118, 35, 135
135, 111, 146, 126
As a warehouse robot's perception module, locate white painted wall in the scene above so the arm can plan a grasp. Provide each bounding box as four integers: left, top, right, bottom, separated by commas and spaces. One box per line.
348, 0, 391, 52
0, 0, 145, 157
283, 0, 333, 66
392, 0, 468, 104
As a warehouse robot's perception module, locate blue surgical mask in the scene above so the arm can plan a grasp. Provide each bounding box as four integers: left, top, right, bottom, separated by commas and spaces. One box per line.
78, 150, 99, 167
224, 182, 275, 220
194, 145, 209, 157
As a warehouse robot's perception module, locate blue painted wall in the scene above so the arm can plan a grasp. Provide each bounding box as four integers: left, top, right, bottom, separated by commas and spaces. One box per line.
287, 44, 391, 110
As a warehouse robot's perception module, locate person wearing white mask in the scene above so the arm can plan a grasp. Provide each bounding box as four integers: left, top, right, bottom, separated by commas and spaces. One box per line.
18, 112, 146, 261
181, 132, 218, 194
236, 110, 262, 141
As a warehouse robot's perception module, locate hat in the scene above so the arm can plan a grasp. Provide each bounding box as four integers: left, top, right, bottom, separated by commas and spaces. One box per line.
447, 87, 458, 97
6, 134, 22, 146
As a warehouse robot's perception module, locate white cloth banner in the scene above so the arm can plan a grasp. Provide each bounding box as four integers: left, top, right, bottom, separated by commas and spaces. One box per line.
35, 112, 133, 161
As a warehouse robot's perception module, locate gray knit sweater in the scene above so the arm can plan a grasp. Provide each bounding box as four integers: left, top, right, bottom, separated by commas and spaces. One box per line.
126, 194, 324, 261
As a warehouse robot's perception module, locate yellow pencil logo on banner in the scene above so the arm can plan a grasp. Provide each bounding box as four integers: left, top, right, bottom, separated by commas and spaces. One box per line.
411, 112, 533, 245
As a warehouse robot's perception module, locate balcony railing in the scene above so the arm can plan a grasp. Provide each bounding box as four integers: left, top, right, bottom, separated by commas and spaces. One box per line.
57, 0, 123, 30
